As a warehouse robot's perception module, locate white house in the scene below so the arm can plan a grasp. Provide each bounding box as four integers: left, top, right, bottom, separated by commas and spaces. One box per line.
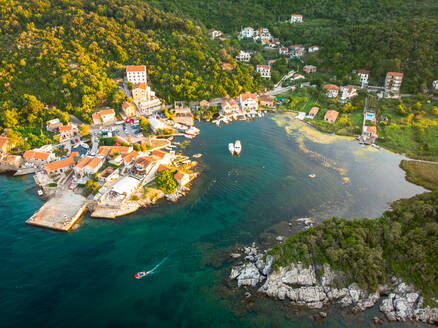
92, 109, 116, 125
340, 85, 358, 101
256, 28, 272, 41
239, 27, 254, 39
221, 98, 240, 115
292, 74, 305, 80
23, 150, 55, 165
279, 47, 289, 55
432, 80, 438, 90
290, 14, 303, 23
44, 157, 75, 178
175, 171, 190, 186
239, 92, 258, 112
236, 51, 251, 62
357, 69, 370, 87
323, 84, 340, 98
308, 45, 319, 53
126, 65, 147, 84
208, 29, 222, 39
84, 157, 103, 175
59, 123, 78, 142
256, 65, 271, 79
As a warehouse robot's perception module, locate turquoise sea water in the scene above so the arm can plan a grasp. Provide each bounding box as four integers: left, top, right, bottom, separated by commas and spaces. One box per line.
0, 115, 429, 327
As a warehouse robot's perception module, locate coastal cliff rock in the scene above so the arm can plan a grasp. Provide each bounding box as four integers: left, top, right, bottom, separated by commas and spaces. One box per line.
229, 244, 438, 325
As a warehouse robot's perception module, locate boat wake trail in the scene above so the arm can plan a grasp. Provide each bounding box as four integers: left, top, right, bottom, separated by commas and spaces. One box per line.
147, 257, 167, 275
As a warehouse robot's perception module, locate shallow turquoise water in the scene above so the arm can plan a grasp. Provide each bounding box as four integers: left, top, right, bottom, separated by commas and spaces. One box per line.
0, 116, 427, 327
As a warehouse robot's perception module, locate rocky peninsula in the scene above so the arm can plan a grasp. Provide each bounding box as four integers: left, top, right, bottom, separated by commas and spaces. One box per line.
229, 244, 438, 325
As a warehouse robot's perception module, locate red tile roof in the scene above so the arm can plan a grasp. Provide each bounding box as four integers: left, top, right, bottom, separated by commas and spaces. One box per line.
44, 157, 75, 171
158, 164, 169, 172
240, 92, 257, 101
75, 156, 92, 169
87, 157, 102, 169
126, 65, 146, 72
99, 109, 115, 116
174, 171, 186, 181
23, 150, 51, 160
122, 102, 134, 110
309, 107, 319, 115
4, 154, 20, 162
0, 136, 9, 149
133, 83, 148, 90
357, 69, 370, 74
59, 124, 73, 132
365, 126, 377, 134
221, 63, 234, 71
122, 151, 139, 164
387, 72, 403, 77
151, 150, 167, 160
323, 84, 340, 90
324, 110, 339, 121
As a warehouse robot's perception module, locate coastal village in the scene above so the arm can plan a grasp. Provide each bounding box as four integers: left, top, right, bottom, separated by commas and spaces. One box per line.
0, 13, 435, 234
0, 65, 200, 231
1, 1, 438, 327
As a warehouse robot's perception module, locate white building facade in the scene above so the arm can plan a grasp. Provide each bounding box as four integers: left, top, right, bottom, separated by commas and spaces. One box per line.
126, 65, 147, 84
290, 14, 303, 23
256, 65, 271, 79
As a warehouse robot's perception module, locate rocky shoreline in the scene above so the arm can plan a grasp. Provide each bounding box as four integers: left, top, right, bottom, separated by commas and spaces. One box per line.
229, 243, 438, 325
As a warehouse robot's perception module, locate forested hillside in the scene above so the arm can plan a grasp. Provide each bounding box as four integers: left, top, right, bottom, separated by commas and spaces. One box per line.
149, 0, 438, 92
0, 0, 262, 148
269, 191, 438, 304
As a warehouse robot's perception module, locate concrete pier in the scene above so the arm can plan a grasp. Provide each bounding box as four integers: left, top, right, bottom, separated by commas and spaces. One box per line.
26, 192, 87, 231
91, 202, 139, 219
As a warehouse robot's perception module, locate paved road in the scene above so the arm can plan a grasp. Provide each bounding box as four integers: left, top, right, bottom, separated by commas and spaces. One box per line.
266, 86, 293, 96
69, 114, 83, 125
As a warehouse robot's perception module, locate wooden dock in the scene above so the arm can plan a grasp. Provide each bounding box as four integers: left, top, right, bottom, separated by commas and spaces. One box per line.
26, 192, 88, 231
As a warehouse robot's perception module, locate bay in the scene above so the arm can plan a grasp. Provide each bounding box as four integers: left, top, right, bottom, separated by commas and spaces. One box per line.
0, 114, 426, 327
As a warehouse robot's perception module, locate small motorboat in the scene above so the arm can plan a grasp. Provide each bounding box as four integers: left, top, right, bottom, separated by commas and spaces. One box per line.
228, 143, 235, 155
134, 271, 148, 279
193, 153, 202, 158
234, 140, 241, 155
308, 174, 316, 178
80, 142, 90, 149
37, 189, 43, 196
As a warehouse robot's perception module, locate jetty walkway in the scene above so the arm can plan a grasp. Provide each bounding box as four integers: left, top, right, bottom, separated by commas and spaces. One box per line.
26, 192, 87, 231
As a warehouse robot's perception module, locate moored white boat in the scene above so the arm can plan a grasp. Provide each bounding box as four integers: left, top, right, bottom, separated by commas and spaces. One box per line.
228, 143, 235, 155
234, 140, 241, 155
80, 142, 89, 149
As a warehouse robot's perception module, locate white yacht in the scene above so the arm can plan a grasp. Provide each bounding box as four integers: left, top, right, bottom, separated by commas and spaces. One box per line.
234, 140, 241, 155
228, 143, 235, 155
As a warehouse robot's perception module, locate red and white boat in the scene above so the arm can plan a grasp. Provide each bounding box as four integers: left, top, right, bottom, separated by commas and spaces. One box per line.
134, 271, 148, 279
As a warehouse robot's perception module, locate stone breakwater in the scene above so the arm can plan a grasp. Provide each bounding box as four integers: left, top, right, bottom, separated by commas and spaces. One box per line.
229, 244, 438, 325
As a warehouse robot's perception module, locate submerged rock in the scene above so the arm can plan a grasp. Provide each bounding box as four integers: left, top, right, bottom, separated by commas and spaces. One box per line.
373, 316, 384, 325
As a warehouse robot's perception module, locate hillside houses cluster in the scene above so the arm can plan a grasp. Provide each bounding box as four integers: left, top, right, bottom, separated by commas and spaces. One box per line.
237, 25, 319, 62
323, 84, 358, 102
